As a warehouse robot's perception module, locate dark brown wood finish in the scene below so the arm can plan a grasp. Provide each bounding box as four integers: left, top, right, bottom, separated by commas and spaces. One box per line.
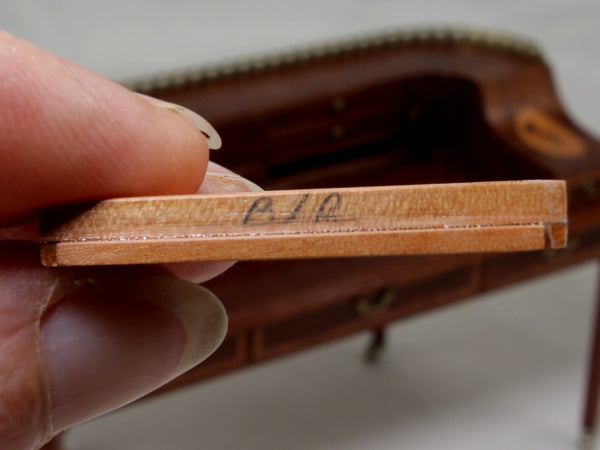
145, 29, 600, 442
50, 29, 600, 448
584, 265, 600, 441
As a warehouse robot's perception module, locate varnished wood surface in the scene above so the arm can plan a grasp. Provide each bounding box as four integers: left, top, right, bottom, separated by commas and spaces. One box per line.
40, 180, 566, 266
37, 26, 600, 449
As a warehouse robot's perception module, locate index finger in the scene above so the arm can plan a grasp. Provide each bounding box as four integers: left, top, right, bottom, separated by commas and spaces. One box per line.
0, 32, 210, 223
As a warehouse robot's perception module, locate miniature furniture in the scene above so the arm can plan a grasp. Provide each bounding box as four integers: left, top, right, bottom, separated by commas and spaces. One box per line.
49, 27, 600, 448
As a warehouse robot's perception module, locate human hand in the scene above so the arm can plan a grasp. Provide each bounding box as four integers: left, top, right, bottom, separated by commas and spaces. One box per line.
0, 31, 252, 449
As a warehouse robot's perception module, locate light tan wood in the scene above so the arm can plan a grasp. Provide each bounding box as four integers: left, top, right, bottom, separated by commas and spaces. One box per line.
40, 180, 567, 266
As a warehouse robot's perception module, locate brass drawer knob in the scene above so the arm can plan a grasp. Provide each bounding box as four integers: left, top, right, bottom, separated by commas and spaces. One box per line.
331, 96, 347, 113
330, 124, 346, 139
355, 288, 397, 317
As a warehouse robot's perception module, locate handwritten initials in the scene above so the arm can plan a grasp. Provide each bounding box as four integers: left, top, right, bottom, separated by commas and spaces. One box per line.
286, 194, 309, 222
243, 197, 275, 225
315, 193, 341, 222
243, 193, 342, 225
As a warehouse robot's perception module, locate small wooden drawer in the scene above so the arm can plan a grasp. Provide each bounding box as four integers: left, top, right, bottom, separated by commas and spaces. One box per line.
265, 100, 402, 166
252, 265, 479, 361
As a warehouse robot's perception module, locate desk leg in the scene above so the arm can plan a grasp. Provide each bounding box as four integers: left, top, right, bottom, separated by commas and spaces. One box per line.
583, 263, 600, 449
365, 327, 386, 364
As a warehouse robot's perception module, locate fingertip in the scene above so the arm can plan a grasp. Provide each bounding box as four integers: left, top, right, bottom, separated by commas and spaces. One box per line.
0, 34, 211, 220
41, 274, 227, 433
166, 260, 237, 284
164, 165, 262, 283
135, 94, 221, 150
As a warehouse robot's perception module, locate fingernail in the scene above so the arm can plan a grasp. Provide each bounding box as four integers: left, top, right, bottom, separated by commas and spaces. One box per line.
41, 276, 227, 433
203, 172, 263, 193
136, 94, 222, 150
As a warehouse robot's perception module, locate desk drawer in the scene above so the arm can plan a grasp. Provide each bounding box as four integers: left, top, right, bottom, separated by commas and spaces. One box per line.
253, 265, 479, 360
266, 101, 401, 166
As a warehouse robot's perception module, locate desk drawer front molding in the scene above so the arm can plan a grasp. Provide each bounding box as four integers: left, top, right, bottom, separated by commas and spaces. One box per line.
253, 266, 479, 361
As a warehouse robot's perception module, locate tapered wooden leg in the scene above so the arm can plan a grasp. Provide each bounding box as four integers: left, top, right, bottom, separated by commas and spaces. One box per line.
582, 263, 600, 449
365, 327, 386, 364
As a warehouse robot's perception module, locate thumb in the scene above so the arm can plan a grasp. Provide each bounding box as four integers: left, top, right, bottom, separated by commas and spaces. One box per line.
0, 243, 227, 449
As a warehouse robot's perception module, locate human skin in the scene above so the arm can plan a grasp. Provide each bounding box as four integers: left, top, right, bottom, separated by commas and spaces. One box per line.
0, 31, 248, 449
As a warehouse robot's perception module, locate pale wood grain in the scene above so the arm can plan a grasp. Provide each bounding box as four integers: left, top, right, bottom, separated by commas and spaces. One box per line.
40, 180, 567, 266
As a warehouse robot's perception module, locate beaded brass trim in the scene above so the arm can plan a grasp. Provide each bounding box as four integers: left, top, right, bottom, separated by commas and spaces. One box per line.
123, 25, 544, 93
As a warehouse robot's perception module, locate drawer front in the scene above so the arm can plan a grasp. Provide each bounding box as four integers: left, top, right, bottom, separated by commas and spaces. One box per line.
253, 265, 479, 360
266, 100, 401, 166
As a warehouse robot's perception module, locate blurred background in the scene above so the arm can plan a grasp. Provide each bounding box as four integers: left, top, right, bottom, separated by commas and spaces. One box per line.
1, 1, 599, 448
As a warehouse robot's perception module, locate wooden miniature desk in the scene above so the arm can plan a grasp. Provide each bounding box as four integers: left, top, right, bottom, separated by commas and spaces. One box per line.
152, 28, 600, 444
51, 28, 600, 448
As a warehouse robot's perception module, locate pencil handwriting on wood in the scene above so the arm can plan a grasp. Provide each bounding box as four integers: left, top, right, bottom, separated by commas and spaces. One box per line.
315, 193, 342, 222
286, 194, 309, 222
39, 180, 568, 266
243, 197, 275, 225
243, 192, 342, 225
